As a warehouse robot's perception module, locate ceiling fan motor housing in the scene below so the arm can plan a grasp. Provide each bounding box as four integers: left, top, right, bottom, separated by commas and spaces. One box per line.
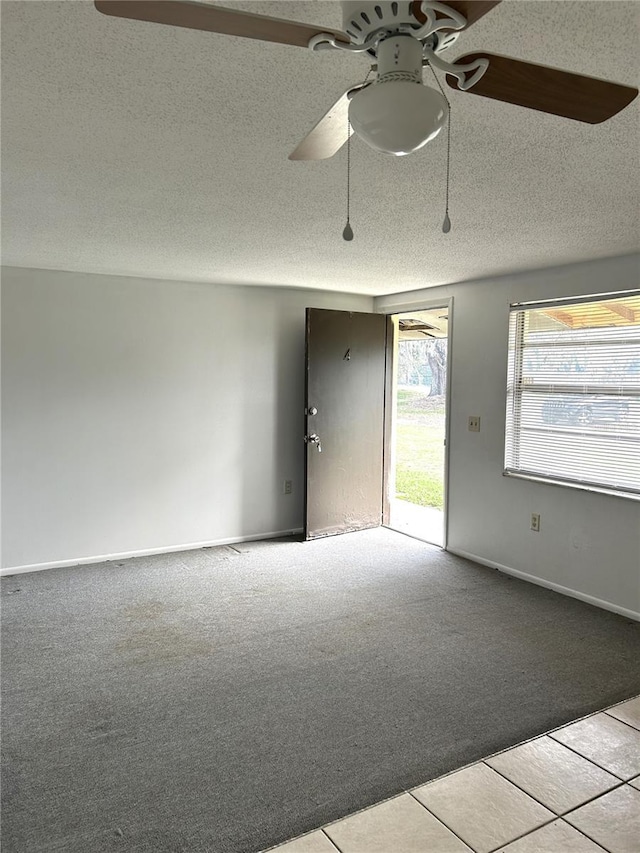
341, 1, 423, 45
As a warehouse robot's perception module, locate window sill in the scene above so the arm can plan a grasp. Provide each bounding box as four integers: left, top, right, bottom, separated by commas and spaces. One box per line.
502, 470, 640, 502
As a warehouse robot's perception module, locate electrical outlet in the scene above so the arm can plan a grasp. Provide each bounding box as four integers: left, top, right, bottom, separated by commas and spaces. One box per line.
531, 513, 541, 532
283, 480, 293, 495
468, 416, 481, 432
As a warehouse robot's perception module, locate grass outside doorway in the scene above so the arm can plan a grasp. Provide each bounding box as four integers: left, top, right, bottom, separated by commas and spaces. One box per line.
395, 388, 445, 509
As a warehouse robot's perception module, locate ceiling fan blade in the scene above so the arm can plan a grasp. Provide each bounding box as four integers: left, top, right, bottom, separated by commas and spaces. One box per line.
94, 1, 350, 48
289, 87, 364, 161
411, 1, 501, 30
447, 53, 639, 123
443, 1, 502, 28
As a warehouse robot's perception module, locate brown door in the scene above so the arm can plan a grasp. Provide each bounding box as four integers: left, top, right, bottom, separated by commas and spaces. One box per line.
304, 308, 390, 540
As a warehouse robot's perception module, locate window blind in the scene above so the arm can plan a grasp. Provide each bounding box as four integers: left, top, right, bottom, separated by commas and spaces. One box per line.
505, 293, 640, 498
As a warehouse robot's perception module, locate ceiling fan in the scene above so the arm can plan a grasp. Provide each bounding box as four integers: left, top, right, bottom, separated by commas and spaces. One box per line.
94, 0, 638, 160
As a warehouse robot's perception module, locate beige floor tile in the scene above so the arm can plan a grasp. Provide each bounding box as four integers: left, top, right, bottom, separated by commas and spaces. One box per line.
629, 776, 640, 791
564, 785, 640, 853
550, 713, 640, 780
606, 696, 640, 732
494, 819, 607, 852
270, 830, 338, 852
412, 763, 553, 853
324, 793, 472, 853
486, 735, 619, 814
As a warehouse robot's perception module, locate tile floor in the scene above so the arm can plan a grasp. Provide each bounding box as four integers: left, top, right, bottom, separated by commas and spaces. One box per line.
266, 695, 640, 853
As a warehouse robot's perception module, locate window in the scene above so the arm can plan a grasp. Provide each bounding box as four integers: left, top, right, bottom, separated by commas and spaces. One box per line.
505, 292, 640, 499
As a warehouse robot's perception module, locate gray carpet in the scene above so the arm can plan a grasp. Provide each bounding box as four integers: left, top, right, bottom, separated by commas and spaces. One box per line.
2, 528, 640, 853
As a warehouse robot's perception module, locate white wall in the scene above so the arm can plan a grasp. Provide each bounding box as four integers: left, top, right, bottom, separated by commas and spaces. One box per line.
1, 267, 372, 570
3, 259, 639, 618
376, 253, 640, 619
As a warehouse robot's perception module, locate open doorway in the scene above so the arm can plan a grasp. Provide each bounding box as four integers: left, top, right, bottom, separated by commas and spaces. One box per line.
387, 306, 449, 546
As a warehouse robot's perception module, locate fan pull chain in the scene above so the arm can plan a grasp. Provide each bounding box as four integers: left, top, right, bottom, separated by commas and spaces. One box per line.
342, 113, 354, 241
342, 68, 372, 242
429, 64, 452, 233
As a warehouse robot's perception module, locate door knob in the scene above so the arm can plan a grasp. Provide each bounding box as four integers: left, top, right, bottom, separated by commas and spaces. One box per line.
305, 433, 322, 452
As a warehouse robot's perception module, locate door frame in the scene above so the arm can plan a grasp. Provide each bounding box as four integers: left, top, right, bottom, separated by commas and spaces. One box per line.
381, 297, 454, 549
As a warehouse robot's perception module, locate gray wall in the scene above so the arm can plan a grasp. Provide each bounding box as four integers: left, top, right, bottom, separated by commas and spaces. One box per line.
376, 253, 640, 619
0, 267, 372, 568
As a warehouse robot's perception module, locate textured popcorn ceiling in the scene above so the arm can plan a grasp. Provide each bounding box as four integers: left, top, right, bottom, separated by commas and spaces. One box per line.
1, 1, 639, 295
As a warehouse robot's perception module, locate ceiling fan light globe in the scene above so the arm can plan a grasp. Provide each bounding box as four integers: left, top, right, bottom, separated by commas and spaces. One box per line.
348, 81, 448, 156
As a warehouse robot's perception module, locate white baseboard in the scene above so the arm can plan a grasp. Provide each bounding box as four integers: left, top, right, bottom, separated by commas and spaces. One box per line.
447, 547, 640, 623
0, 528, 304, 577
6, 539, 638, 625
